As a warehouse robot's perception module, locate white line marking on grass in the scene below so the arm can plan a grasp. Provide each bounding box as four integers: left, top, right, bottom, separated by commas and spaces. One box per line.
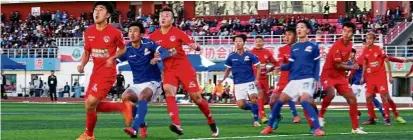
178, 131, 413, 140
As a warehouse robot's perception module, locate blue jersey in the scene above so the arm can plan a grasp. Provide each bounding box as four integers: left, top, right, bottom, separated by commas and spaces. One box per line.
225, 51, 260, 84
281, 41, 320, 81
117, 38, 170, 84
347, 60, 363, 85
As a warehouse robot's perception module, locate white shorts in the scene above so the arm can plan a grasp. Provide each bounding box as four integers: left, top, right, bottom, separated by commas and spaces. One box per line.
351, 84, 364, 97
234, 81, 258, 100
125, 81, 163, 102
282, 78, 315, 102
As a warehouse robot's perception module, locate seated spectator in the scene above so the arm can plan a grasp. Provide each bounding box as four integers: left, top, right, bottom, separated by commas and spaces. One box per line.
249, 16, 256, 25
250, 29, 258, 37
218, 28, 229, 36
272, 27, 282, 35
407, 38, 413, 45
262, 29, 270, 36
310, 16, 317, 27
278, 16, 285, 26
62, 82, 70, 97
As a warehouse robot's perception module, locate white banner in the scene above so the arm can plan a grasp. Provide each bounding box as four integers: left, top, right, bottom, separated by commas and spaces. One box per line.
257, 1, 269, 10
31, 7, 41, 16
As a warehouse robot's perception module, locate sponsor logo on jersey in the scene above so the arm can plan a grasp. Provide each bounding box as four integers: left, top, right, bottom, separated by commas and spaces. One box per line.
103, 36, 110, 43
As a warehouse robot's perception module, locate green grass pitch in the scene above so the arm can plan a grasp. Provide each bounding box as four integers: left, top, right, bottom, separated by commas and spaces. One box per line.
1, 103, 413, 140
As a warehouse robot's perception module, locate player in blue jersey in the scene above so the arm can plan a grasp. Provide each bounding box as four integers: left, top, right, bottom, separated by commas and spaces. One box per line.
117, 22, 174, 138
221, 34, 261, 127
261, 20, 325, 136
347, 48, 385, 122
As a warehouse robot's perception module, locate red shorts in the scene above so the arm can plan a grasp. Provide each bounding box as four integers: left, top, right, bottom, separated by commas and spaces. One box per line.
257, 78, 269, 95
164, 68, 200, 93
320, 74, 352, 95
273, 82, 287, 95
366, 77, 389, 94
85, 75, 116, 100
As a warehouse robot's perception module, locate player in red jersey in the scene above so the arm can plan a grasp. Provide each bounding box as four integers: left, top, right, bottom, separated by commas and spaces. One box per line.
360, 33, 406, 125
268, 28, 303, 125
76, 2, 133, 140
318, 22, 366, 134
250, 36, 278, 123
148, 7, 218, 137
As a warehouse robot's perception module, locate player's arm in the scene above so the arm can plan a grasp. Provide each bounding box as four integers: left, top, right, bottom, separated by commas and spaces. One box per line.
222, 57, 232, 82
109, 32, 127, 61
360, 55, 367, 84
313, 45, 321, 81
78, 34, 91, 73
280, 48, 293, 71
406, 65, 413, 77
251, 54, 261, 80
384, 57, 393, 82
116, 51, 128, 64
266, 52, 279, 73
179, 30, 200, 51
388, 56, 405, 63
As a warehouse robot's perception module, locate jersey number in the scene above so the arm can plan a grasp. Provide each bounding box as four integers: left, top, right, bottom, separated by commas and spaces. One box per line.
249, 83, 255, 90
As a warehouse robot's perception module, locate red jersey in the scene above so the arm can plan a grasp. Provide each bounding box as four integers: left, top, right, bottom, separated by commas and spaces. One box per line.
84, 24, 125, 78
322, 38, 352, 77
149, 27, 195, 70
250, 47, 278, 79
277, 44, 291, 84
361, 45, 387, 78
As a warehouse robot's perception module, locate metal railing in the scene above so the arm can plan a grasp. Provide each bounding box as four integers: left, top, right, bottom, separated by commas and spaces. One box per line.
384, 45, 413, 57
384, 22, 412, 44
56, 34, 383, 47
1, 48, 58, 58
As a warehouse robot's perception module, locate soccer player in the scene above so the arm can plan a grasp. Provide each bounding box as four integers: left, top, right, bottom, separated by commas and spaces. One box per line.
347, 48, 385, 120
273, 28, 301, 123
221, 34, 261, 126
260, 20, 324, 136
148, 7, 218, 136
317, 22, 366, 134
118, 22, 172, 138
359, 33, 406, 125
76, 2, 133, 140
250, 36, 279, 123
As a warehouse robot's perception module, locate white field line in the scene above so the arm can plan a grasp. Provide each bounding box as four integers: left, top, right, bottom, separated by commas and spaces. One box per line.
178, 131, 413, 140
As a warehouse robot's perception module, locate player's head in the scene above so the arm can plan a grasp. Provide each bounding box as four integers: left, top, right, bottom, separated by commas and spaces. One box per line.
254, 36, 264, 49
296, 20, 311, 39
351, 48, 356, 59
342, 22, 356, 42
92, 1, 114, 24
128, 22, 145, 43
50, 70, 54, 75
159, 7, 174, 27
366, 32, 376, 46
233, 34, 247, 50
283, 27, 297, 45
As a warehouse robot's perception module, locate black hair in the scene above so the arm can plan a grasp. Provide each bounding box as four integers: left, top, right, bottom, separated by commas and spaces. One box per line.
128, 22, 145, 34
285, 27, 297, 35
160, 7, 175, 18
297, 20, 312, 29
255, 36, 263, 40
351, 48, 356, 54
343, 22, 356, 33
93, 1, 114, 16
233, 34, 247, 42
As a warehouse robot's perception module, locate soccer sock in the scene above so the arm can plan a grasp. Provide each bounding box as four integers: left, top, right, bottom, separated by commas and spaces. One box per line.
301, 101, 321, 129
268, 100, 283, 127
366, 102, 377, 119
251, 103, 259, 122
372, 98, 385, 118
166, 96, 181, 125
196, 98, 215, 124
257, 98, 266, 119
243, 103, 252, 110
96, 101, 123, 112
85, 111, 97, 136
132, 100, 148, 131
383, 103, 391, 120
388, 100, 400, 118
313, 106, 319, 115
349, 104, 359, 130
319, 96, 333, 118
288, 100, 298, 117
303, 110, 314, 128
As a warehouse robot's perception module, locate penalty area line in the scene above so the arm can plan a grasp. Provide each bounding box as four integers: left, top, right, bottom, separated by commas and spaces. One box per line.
178, 131, 413, 140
